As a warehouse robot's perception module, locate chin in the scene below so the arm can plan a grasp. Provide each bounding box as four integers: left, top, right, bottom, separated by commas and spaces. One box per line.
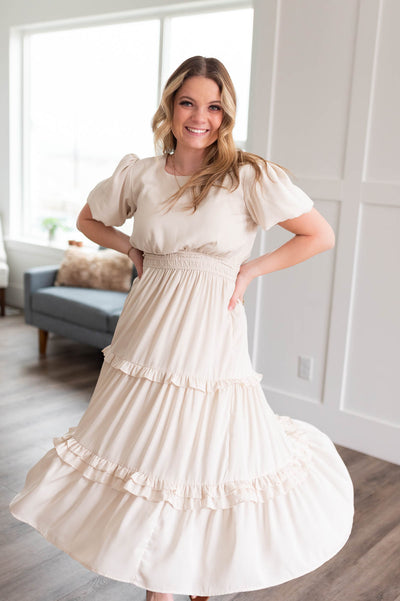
184, 137, 217, 152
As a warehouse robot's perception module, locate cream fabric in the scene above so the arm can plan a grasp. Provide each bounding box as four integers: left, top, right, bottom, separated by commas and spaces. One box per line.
9, 155, 354, 597
86, 153, 315, 267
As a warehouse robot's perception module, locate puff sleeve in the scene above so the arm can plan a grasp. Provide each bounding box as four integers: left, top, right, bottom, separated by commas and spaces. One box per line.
243, 161, 314, 231
86, 153, 140, 227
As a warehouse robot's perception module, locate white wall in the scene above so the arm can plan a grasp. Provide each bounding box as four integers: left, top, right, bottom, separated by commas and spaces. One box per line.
246, 0, 400, 465
0, 0, 399, 464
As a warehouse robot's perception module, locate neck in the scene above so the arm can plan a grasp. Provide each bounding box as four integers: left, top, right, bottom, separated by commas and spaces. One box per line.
172, 146, 206, 175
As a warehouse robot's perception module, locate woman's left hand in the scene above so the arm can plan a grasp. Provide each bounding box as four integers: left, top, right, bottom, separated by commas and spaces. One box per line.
227, 264, 255, 311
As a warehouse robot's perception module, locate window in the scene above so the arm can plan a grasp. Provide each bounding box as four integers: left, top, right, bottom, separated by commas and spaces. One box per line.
12, 5, 254, 245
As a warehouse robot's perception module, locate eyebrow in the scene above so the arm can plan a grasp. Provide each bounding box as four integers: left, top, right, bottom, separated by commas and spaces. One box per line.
178, 95, 222, 104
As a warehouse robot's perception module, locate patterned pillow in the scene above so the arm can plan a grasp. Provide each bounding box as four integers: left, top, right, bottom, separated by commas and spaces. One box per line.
54, 247, 133, 292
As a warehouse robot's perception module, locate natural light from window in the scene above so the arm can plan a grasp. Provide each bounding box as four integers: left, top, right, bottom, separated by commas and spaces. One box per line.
20, 6, 254, 245
166, 8, 253, 142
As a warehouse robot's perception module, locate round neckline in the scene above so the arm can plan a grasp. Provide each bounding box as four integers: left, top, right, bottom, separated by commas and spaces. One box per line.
162, 155, 192, 179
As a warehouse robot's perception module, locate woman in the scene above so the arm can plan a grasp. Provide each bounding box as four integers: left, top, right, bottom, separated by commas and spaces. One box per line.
9, 56, 354, 601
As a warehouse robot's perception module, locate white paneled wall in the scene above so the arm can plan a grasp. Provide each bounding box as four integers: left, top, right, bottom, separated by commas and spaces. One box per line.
273, 0, 359, 179
343, 204, 400, 427
245, 0, 399, 464
0, 0, 398, 463
257, 204, 337, 403
365, 0, 399, 181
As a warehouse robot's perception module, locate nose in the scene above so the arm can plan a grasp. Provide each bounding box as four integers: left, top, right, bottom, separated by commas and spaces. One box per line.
190, 105, 208, 124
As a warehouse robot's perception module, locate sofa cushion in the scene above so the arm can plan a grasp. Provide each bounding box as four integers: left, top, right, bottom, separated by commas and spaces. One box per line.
54, 247, 133, 292
32, 286, 127, 332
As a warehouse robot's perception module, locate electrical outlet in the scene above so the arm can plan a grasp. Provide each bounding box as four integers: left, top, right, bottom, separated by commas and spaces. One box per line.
298, 356, 313, 380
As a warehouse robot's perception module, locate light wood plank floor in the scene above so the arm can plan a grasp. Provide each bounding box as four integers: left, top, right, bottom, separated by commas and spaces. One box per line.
1, 311, 399, 601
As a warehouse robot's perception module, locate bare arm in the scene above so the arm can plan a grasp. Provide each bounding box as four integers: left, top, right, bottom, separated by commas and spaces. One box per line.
76, 203, 144, 277
245, 207, 335, 279
76, 203, 132, 254
227, 207, 335, 310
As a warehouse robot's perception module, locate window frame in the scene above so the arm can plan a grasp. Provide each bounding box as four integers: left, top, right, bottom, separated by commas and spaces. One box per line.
9, 0, 254, 244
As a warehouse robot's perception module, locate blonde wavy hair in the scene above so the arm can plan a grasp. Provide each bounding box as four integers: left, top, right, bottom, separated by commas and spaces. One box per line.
151, 55, 292, 214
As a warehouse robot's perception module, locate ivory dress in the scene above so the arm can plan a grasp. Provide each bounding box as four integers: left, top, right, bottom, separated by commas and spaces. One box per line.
9, 153, 354, 596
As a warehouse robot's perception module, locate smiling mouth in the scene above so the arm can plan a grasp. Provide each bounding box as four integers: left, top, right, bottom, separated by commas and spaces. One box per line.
185, 127, 209, 135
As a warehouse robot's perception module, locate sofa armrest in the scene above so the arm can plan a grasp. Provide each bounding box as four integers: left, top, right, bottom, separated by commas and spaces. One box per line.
130, 262, 138, 284
24, 265, 59, 325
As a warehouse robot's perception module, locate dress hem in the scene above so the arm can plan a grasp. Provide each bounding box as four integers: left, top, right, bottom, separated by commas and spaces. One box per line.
8, 505, 354, 596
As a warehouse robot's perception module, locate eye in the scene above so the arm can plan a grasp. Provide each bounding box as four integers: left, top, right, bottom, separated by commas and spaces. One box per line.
179, 100, 192, 107
209, 105, 222, 111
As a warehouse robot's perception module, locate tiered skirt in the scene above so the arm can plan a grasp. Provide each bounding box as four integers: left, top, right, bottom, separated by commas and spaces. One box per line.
9, 251, 354, 596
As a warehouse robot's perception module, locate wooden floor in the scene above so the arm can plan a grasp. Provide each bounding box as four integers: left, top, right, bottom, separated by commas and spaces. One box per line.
1, 311, 399, 601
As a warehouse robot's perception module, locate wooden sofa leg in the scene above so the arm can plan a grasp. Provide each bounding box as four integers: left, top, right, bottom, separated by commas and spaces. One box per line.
0, 288, 5, 316
39, 329, 48, 356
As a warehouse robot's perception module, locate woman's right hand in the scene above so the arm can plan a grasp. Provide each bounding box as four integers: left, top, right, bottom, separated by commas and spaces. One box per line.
128, 246, 144, 279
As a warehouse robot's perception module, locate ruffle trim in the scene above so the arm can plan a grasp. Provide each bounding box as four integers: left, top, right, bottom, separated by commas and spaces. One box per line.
53, 416, 314, 510
102, 345, 264, 392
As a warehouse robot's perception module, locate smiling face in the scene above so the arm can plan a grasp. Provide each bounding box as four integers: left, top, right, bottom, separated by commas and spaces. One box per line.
171, 76, 224, 155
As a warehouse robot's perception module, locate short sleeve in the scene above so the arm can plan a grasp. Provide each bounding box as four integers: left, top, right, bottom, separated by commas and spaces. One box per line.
243, 162, 314, 231
86, 153, 140, 227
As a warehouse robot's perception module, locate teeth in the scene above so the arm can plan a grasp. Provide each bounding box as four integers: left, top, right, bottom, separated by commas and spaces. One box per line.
186, 127, 208, 133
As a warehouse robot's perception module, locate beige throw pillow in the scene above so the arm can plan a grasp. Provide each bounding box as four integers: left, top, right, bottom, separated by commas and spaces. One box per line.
54, 247, 133, 292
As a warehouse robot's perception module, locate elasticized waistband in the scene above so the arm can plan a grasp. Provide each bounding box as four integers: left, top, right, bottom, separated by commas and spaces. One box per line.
143, 251, 239, 281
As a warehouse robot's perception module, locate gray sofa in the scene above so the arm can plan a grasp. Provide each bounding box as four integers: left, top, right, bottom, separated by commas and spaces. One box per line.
24, 264, 138, 355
